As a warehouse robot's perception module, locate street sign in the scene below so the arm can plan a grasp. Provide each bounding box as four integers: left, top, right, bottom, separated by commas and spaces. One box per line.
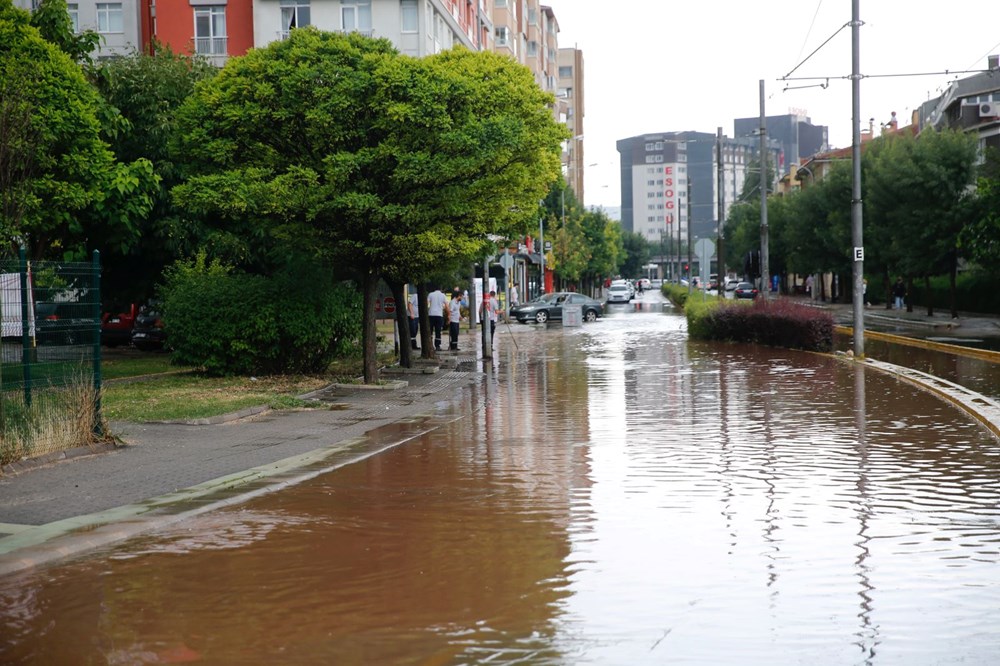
499, 253, 514, 269
694, 238, 715, 282
854, 247, 864, 261
383, 297, 395, 314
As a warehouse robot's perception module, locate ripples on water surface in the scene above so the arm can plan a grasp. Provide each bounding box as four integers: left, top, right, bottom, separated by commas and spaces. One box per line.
2, 300, 999, 664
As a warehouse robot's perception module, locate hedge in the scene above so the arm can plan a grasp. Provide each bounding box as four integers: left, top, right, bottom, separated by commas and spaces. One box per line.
686, 298, 834, 352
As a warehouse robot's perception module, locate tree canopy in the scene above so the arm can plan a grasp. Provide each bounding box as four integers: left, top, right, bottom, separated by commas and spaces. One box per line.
0, 0, 156, 259
172, 28, 566, 380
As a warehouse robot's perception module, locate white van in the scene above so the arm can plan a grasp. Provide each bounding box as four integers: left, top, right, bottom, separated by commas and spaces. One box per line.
1, 272, 35, 338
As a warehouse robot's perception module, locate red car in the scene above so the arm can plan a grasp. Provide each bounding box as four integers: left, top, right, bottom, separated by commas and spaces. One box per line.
101, 303, 139, 347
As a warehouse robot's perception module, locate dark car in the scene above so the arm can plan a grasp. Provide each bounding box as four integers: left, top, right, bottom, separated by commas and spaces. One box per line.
131, 306, 167, 351
510, 292, 603, 324
101, 302, 139, 347
734, 282, 759, 300
35, 302, 93, 345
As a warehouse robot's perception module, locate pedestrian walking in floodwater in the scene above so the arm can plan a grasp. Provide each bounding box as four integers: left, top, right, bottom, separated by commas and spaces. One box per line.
427, 285, 446, 352
448, 288, 466, 351
480, 290, 499, 346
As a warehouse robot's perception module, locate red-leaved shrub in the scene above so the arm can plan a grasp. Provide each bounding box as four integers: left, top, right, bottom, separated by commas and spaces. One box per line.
693, 299, 834, 352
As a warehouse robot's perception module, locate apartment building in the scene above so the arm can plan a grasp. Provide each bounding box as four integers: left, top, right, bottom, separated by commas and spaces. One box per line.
14, 0, 147, 58
558, 47, 584, 201
917, 54, 1000, 153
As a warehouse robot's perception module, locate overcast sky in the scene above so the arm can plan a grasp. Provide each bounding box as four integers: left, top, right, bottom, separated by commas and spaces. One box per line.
554, 1, 1000, 209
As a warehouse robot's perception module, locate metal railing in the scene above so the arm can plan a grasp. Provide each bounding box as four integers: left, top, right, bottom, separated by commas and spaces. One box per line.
1, 249, 103, 465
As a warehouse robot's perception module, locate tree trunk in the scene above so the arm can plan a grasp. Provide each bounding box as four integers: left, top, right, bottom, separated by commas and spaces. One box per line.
949, 255, 959, 319
925, 275, 934, 317
906, 276, 914, 313
883, 268, 892, 310
362, 271, 379, 384
417, 283, 434, 360
390, 280, 411, 368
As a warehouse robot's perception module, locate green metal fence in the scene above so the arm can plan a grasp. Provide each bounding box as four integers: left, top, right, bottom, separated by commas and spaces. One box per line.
1, 249, 103, 466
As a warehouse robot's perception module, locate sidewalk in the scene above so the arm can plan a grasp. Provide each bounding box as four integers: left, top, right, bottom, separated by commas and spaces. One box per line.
0, 337, 486, 574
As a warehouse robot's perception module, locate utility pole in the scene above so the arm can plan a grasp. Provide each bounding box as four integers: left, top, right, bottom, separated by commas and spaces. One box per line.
716, 126, 725, 298
850, 0, 865, 358
759, 79, 770, 300
538, 207, 546, 296
482, 256, 491, 359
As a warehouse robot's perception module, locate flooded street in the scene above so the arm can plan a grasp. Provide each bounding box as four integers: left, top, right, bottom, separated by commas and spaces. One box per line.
3, 294, 1000, 664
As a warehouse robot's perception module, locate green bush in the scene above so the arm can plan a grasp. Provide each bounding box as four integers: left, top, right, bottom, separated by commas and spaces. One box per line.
161, 255, 362, 375
906, 270, 1000, 314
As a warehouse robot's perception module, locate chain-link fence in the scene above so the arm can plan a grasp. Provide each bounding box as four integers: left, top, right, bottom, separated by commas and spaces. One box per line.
1, 250, 103, 466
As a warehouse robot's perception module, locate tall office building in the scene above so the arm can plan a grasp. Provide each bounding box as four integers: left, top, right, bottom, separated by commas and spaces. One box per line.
733, 113, 828, 174
617, 132, 780, 243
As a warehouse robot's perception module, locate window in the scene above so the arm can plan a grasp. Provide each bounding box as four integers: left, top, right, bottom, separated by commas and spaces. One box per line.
527, 7, 537, 24
495, 0, 506, 5
495, 26, 509, 45
280, 0, 311, 38
559, 65, 572, 78
194, 6, 226, 55
341, 0, 372, 34
526, 40, 537, 57
401, 0, 418, 31
67, 3, 79, 32
96, 2, 122, 33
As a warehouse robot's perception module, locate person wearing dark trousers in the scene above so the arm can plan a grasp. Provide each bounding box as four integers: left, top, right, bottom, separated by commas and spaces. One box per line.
407, 291, 419, 350
447, 288, 465, 351
427, 286, 446, 351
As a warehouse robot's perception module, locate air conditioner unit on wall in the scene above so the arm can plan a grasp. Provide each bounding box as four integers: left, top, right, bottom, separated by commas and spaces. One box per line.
979, 102, 999, 117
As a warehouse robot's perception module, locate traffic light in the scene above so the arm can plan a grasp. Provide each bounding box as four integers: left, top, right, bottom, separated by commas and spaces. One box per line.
683, 263, 689, 272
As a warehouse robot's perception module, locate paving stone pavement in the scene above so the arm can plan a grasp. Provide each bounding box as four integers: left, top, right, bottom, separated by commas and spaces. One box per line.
0, 347, 483, 547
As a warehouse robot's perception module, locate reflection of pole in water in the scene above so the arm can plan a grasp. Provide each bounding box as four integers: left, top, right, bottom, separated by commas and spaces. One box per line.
718, 348, 737, 551
760, 377, 780, 599
853, 363, 877, 663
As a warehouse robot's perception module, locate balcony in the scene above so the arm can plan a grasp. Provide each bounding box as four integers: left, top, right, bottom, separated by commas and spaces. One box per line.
195, 36, 228, 56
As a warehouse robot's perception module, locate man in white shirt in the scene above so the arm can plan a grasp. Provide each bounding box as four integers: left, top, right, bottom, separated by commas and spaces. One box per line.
427, 286, 447, 351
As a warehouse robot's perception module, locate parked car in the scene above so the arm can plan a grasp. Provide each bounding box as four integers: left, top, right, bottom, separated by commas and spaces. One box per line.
510, 292, 603, 324
734, 282, 759, 300
636, 278, 652, 290
131, 306, 166, 351
607, 283, 632, 303
724, 278, 740, 292
650, 278, 663, 288
611, 279, 635, 298
35, 301, 93, 345
101, 302, 139, 347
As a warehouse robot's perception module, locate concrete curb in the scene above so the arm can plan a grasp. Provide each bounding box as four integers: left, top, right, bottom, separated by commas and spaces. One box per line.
1, 442, 120, 477
836, 325, 1000, 363
838, 353, 1000, 441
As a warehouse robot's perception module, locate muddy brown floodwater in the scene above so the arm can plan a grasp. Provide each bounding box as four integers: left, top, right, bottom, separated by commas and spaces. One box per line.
2, 297, 1000, 664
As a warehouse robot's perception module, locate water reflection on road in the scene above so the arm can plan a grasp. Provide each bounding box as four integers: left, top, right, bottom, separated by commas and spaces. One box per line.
2, 293, 999, 664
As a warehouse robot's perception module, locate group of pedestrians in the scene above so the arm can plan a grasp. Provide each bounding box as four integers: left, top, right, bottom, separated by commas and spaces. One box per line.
407, 283, 517, 352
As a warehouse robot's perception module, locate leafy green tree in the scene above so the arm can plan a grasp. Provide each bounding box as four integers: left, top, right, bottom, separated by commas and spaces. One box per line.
865, 129, 977, 314
172, 29, 564, 381
0, 1, 156, 259
581, 207, 623, 287
960, 147, 1000, 268
91, 45, 217, 302
619, 231, 650, 279
28, 0, 99, 65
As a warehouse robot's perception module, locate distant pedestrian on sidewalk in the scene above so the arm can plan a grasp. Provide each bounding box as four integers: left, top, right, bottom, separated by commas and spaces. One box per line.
427, 286, 446, 351
407, 290, 420, 350
448, 288, 466, 351
893, 277, 906, 310
509, 282, 519, 320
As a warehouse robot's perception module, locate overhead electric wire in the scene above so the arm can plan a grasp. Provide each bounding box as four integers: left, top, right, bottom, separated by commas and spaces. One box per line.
795, 0, 825, 66
781, 22, 851, 81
